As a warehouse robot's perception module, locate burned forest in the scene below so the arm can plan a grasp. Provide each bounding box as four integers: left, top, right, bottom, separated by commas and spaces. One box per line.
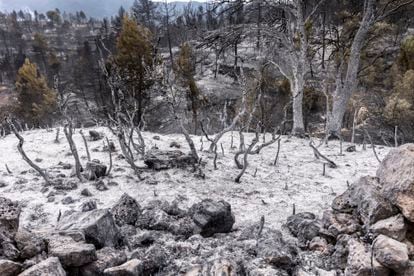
1, 0, 414, 275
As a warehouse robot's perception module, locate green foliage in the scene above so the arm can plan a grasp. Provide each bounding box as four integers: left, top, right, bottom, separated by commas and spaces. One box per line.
115, 15, 153, 88
384, 70, 414, 124
176, 42, 205, 133
32, 33, 48, 53
399, 36, 414, 71
15, 59, 57, 124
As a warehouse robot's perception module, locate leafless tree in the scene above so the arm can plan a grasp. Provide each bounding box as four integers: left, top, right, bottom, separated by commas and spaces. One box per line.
6, 118, 51, 185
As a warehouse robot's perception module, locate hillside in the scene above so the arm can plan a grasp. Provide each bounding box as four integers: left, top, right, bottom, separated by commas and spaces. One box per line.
0, 127, 387, 231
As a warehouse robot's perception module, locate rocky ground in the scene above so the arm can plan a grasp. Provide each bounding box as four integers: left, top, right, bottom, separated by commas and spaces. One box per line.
2, 127, 410, 275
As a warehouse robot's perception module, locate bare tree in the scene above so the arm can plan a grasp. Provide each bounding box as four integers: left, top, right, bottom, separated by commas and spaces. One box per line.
325, 0, 414, 137
7, 118, 51, 185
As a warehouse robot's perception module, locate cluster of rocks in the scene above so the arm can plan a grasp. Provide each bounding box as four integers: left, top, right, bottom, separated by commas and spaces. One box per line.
285, 143, 414, 275
2, 192, 267, 275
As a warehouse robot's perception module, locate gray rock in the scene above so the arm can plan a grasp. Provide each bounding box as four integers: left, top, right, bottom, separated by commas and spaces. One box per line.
48, 235, 96, 267
144, 149, 197, 170
1, 241, 20, 261
370, 214, 407, 241
81, 200, 97, 212
80, 247, 127, 276
0, 197, 21, 238
103, 259, 143, 276
56, 209, 120, 249
377, 144, 414, 222
184, 259, 245, 276
89, 130, 103, 141
111, 194, 141, 226
286, 212, 316, 236
0, 181, 7, 188
140, 246, 169, 275
14, 230, 46, 259
258, 230, 297, 269
61, 196, 74, 205
53, 179, 77, 191
189, 199, 235, 237
95, 180, 108, 191
81, 188, 93, 197
135, 208, 175, 231
374, 234, 409, 272
0, 260, 22, 276
322, 210, 361, 237
86, 161, 107, 180
345, 238, 389, 276
286, 212, 322, 244
18, 257, 66, 276
332, 176, 398, 224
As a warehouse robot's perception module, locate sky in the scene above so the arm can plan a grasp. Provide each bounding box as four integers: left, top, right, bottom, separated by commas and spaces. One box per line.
0, 0, 208, 18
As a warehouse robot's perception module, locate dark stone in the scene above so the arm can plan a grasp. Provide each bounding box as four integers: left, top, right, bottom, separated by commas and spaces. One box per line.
189, 199, 235, 237
89, 130, 103, 141
111, 194, 141, 226
53, 179, 77, 191
82, 200, 97, 212
86, 161, 107, 180
0, 197, 21, 238
95, 180, 108, 191
81, 188, 93, 197
143, 149, 197, 170
61, 196, 75, 205
286, 212, 316, 237
346, 145, 356, 152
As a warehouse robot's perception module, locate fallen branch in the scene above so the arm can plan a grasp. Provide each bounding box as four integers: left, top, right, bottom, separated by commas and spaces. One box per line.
310, 141, 337, 168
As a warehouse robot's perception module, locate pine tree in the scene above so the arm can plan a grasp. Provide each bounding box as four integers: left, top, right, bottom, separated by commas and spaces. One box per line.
176, 42, 203, 134
15, 59, 57, 125
115, 15, 154, 122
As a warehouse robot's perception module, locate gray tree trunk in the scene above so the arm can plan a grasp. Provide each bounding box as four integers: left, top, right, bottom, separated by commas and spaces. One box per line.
327, 0, 375, 137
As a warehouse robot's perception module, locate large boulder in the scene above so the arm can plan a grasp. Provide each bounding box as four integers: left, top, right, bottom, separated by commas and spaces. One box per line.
80, 247, 127, 276
377, 143, 414, 222
369, 214, 407, 241
47, 235, 97, 267
345, 239, 389, 276
111, 194, 141, 226
332, 176, 398, 225
18, 257, 66, 276
189, 199, 235, 237
0, 260, 22, 276
144, 149, 197, 170
374, 234, 409, 272
56, 209, 120, 249
0, 197, 21, 238
103, 259, 143, 276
